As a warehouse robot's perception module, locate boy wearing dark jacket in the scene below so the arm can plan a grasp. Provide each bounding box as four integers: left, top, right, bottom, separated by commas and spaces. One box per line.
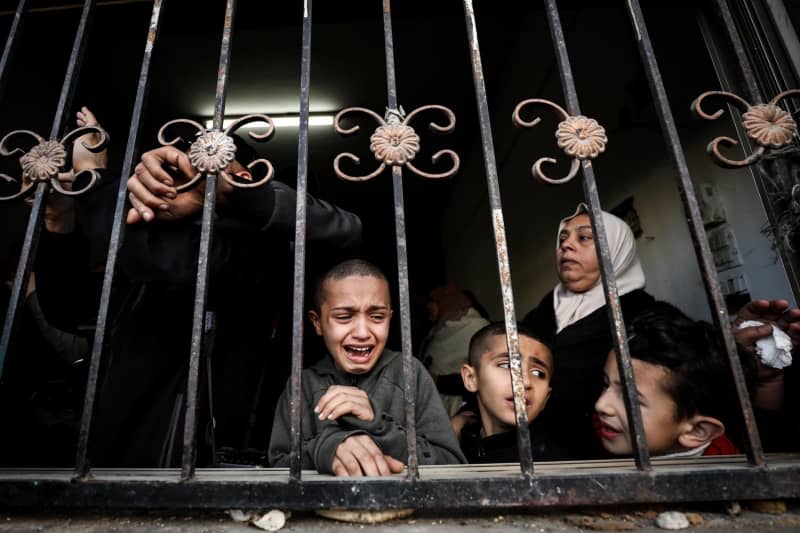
459, 322, 565, 463
268, 259, 465, 475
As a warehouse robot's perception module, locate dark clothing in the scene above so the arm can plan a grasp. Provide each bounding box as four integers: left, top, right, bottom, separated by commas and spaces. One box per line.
34, 170, 362, 467
459, 419, 567, 463
269, 350, 466, 472
521, 288, 655, 459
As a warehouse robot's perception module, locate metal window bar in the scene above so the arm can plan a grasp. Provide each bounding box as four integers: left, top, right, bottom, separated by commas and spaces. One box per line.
542, 0, 652, 469
179, 0, 237, 481
74, 0, 166, 479
624, 0, 765, 466
0, 0, 96, 379
288, 0, 312, 482
0, 0, 27, 102
462, 0, 535, 476
0, 0, 799, 511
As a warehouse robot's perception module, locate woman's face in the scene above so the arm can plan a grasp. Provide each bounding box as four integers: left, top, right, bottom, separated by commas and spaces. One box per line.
556, 214, 601, 292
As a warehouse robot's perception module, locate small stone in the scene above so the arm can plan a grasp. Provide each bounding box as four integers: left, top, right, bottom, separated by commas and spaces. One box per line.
725, 501, 742, 516
749, 500, 787, 514
226, 509, 252, 523
655, 511, 690, 530
252, 510, 288, 531
685, 512, 704, 526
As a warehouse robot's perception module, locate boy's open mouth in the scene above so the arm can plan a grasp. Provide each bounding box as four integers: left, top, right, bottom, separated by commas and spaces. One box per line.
344, 345, 374, 363
505, 397, 532, 408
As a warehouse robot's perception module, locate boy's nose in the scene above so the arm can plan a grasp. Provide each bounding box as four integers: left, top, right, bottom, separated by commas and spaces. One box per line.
352, 316, 370, 338
594, 389, 613, 415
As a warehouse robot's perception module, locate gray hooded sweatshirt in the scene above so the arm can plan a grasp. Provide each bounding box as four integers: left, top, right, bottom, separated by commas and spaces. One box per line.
268, 349, 466, 473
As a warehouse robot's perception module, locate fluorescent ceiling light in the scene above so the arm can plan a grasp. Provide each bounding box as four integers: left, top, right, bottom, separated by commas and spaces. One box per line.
204, 114, 334, 130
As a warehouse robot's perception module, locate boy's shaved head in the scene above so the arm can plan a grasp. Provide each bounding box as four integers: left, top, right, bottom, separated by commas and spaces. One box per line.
468, 321, 551, 368
314, 258, 389, 310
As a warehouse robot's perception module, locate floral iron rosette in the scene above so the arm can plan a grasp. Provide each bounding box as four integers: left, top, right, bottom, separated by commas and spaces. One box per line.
512, 98, 608, 185
0, 125, 109, 201
333, 105, 460, 181
691, 89, 800, 169
156, 114, 275, 192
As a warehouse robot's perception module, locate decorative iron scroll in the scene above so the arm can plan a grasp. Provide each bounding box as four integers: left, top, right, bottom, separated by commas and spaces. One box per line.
0, 126, 108, 201
156, 114, 275, 191
512, 98, 608, 185
691, 89, 800, 169
333, 105, 460, 181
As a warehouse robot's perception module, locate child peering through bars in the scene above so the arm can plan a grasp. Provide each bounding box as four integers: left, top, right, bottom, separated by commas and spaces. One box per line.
35, 114, 363, 467
594, 300, 755, 457
457, 321, 567, 463
268, 258, 466, 475
506, 202, 800, 459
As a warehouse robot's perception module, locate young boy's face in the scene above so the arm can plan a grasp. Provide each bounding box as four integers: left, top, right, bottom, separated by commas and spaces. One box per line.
309, 274, 392, 375
462, 334, 553, 437
594, 351, 685, 455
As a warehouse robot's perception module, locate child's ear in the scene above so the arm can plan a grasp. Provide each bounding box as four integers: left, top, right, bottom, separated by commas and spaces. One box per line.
677, 415, 725, 449
308, 309, 323, 336
461, 364, 478, 393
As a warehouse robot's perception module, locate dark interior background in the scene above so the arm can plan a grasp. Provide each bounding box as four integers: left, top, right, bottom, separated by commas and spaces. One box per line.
0, 0, 791, 348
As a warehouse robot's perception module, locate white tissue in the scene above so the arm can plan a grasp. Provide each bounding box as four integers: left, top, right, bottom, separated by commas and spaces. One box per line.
738, 320, 793, 369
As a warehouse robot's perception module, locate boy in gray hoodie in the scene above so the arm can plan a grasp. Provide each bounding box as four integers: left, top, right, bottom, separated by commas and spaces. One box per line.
268, 259, 466, 475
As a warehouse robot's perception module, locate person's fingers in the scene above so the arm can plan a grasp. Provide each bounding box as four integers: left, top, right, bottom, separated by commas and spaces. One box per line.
325, 399, 372, 422
738, 299, 771, 321
734, 324, 773, 351
315, 386, 365, 419
350, 436, 386, 477
331, 457, 347, 477
337, 448, 363, 477
126, 206, 142, 224
128, 191, 154, 222
78, 106, 98, 126
145, 146, 195, 187
384, 455, 405, 474
128, 176, 170, 212
134, 161, 177, 199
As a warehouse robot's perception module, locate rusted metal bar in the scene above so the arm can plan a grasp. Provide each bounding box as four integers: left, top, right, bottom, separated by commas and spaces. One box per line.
181, 0, 236, 481
74, 0, 166, 478
289, 0, 312, 483
0, 0, 95, 379
381, 0, 419, 480
541, 0, 650, 470
626, 0, 765, 466
715, 0, 763, 103
0, 0, 27, 102
461, 0, 534, 477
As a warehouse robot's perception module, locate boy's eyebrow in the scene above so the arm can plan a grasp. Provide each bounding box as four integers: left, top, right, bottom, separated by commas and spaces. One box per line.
328, 304, 391, 312
575, 225, 593, 232
529, 356, 552, 372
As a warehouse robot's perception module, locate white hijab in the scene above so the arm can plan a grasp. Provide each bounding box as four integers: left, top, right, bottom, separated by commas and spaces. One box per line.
553, 203, 645, 333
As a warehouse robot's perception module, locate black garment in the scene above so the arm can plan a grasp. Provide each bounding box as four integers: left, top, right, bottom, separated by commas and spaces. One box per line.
34, 170, 362, 468
459, 419, 567, 463
521, 288, 655, 459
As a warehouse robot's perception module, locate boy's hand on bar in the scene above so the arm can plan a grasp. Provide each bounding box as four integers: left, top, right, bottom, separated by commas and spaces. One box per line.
315, 385, 374, 422
331, 435, 404, 477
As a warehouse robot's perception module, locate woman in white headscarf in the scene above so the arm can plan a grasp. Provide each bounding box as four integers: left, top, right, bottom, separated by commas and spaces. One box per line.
521, 203, 655, 459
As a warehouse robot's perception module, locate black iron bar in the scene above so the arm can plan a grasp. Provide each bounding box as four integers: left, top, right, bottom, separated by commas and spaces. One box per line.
289, 0, 312, 483
542, 0, 651, 470
462, 0, 534, 477
625, 0, 764, 466
74, 0, 165, 478
0, 0, 27, 102
0, 0, 95, 379
715, 0, 763, 103
181, 0, 236, 481
381, 0, 420, 480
